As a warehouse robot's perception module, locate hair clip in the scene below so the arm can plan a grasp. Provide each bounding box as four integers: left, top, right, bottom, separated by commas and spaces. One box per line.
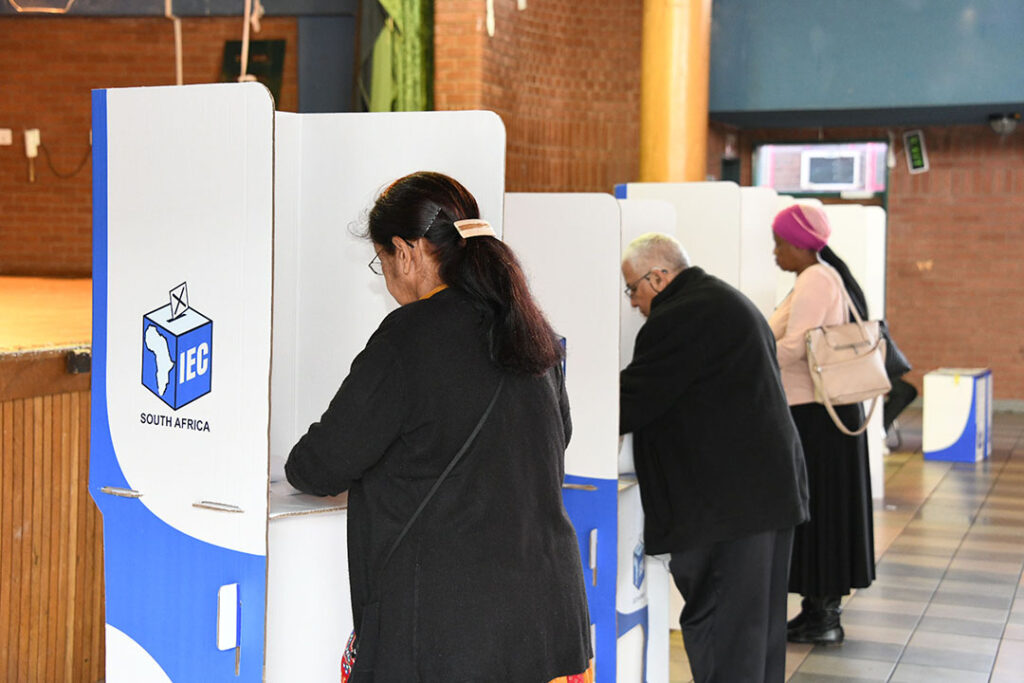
453, 219, 496, 239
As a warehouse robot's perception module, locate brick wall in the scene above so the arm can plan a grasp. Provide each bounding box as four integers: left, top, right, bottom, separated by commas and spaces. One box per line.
725, 125, 1024, 399
435, 0, 642, 192
0, 16, 298, 277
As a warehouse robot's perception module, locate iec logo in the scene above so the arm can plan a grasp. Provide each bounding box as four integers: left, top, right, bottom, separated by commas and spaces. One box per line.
141, 282, 213, 410
632, 540, 645, 590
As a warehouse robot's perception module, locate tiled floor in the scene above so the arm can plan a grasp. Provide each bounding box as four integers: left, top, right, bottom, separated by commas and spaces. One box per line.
669, 407, 1024, 682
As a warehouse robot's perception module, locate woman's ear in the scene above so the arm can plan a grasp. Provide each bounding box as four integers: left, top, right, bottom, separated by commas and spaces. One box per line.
391, 236, 413, 273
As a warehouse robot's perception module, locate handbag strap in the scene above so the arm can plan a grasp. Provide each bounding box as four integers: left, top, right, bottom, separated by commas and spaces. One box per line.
821, 392, 880, 436
375, 376, 506, 584
820, 263, 868, 329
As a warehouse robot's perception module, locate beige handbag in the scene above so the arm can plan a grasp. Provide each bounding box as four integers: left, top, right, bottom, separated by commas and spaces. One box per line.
805, 268, 891, 436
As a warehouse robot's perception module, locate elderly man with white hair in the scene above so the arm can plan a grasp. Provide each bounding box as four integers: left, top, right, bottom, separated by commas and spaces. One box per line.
620, 233, 808, 683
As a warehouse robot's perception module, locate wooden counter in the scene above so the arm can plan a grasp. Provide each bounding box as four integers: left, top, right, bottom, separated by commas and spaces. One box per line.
1, 277, 104, 682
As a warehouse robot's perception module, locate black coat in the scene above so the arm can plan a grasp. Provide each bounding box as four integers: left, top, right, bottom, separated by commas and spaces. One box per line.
620, 267, 809, 554
286, 287, 591, 682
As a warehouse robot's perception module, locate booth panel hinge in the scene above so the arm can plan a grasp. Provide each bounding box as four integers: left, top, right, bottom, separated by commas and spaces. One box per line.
99, 486, 142, 498
193, 500, 244, 513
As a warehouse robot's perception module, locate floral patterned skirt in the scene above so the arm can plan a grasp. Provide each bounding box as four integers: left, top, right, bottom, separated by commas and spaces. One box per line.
549, 660, 595, 683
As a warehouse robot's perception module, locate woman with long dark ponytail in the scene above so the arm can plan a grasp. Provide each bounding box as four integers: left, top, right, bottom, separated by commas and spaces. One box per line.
286, 172, 593, 682
366, 171, 564, 375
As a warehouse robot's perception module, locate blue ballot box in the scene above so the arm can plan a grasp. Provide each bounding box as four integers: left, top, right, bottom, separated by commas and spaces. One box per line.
923, 368, 992, 462
141, 301, 213, 410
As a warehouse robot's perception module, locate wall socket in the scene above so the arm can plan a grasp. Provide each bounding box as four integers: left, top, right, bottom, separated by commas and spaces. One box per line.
0, 129, 12, 146
24, 129, 40, 158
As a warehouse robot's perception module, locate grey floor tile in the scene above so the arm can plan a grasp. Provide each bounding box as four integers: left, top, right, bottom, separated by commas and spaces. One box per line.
898, 646, 996, 673
788, 674, 886, 683
841, 622, 915, 646
875, 561, 947, 580
898, 526, 967, 541
841, 608, 921, 629
899, 630, 1000, 672
943, 568, 1021, 585
916, 615, 1007, 639
843, 595, 928, 617
888, 662, 991, 682
809, 639, 903, 662
962, 530, 1024, 545
925, 602, 1009, 623
852, 584, 935, 603
991, 638, 1024, 680
794, 653, 894, 681
930, 590, 1014, 610
953, 547, 1024, 563
881, 552, 955, 569
947, 557, 1023, 576
965, 527, 1024, 540
939, 579, 1018, 599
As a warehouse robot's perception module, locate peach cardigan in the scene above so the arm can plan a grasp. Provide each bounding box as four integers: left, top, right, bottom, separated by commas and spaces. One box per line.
768, 263, 845, 406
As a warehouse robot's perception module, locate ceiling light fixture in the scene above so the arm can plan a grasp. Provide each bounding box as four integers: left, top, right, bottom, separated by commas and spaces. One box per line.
8, 0, 76, 13
988, 113, 1020, 136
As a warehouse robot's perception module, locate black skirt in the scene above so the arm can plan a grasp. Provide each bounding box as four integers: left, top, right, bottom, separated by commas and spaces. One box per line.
788, 402, 876, 596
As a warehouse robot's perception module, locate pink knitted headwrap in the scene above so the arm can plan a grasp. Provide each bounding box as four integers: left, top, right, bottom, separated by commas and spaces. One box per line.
772, 205, 831, 251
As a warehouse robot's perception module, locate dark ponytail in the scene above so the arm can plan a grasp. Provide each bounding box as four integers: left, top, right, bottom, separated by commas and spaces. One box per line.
820, 246, 868, 320
367, 171, 564, 375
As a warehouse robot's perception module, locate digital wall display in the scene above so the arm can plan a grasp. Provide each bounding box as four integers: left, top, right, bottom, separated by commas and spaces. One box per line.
754, 142, 888, 194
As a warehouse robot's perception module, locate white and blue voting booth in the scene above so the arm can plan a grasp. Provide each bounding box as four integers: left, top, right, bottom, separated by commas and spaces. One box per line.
505, 194, 673, 683
923, 368, 993, 462
90, 82, 506, 681
617, 197, 680, 683
503, 193, 621, 682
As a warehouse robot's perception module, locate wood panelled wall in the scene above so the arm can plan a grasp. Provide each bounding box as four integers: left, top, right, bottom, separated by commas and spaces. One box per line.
1, 351, 103, 682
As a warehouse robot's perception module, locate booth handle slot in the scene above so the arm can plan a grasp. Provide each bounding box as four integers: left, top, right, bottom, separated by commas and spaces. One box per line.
100, 486, 142, 498
194, 501, 244, 513
588, 528, 598, 586
562, 483, 598, 491
216, 583, 239, 652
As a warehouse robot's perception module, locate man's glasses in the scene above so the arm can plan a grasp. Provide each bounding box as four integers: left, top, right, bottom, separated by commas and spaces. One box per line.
368, 238, 417, 275
624, 270, 655, 297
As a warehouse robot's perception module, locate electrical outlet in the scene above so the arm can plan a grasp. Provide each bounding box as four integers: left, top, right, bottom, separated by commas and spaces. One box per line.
24, 129, 40, 158
0, 129, 12, 146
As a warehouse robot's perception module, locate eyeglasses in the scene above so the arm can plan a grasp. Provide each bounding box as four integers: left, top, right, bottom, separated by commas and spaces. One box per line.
624, 270, 655, 298
368, 238, 416, 275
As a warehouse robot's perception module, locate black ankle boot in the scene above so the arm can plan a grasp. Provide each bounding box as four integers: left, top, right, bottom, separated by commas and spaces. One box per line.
787, 595, 844, 645
786, 596, 817, 634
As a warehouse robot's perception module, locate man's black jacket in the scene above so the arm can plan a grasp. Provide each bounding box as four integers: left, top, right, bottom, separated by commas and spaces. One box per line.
621, 266, 809, 553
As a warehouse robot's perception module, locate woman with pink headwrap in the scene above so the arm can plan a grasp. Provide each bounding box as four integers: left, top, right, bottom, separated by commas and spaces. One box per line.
768, 205, 876, 647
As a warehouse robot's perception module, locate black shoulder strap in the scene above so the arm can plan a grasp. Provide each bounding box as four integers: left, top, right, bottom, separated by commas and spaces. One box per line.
376, 376, 505, 578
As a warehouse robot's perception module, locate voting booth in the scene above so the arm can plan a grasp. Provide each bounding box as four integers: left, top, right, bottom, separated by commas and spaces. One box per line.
90, 83, 506, 681
616, 198, 681, 682
505, 193, 670, 683
923, 368, 993, 462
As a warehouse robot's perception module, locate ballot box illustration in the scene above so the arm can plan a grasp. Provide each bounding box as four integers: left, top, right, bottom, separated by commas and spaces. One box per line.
923, 368, 993, 463
141, 284, 213, 410
91, 82, 505, 681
